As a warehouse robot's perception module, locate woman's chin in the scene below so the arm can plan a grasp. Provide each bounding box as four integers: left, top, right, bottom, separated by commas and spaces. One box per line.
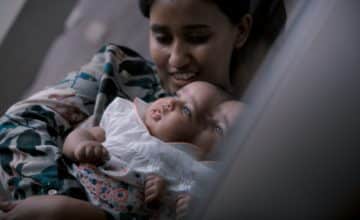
169, 77, 196, 92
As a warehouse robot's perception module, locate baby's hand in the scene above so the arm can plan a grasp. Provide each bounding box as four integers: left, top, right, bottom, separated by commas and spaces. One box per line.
144, 174, 166, 205
176, 193, 191, 220
74, 140, 109, 165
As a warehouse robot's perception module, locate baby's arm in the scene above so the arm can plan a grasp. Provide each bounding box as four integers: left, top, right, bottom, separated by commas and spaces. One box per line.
63, 126, 109, 164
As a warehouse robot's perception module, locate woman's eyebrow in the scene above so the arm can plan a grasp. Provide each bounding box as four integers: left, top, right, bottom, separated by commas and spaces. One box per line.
183, 24, 211, 31
150, 24, 168, 32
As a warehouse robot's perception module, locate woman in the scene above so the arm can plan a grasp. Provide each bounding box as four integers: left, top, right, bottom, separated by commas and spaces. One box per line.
0, 0, 253, 219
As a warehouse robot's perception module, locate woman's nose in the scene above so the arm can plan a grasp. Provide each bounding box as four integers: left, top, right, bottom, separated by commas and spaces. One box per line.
168, 41, 190, 69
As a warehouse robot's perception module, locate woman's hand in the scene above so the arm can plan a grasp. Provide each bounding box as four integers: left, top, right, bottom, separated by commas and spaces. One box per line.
176, 193, 191, 220
0, 195, 107, 220
144, 174, 166, 206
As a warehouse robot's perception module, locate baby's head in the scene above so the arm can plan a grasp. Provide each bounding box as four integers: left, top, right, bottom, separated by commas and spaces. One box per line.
144, 81, 243, 160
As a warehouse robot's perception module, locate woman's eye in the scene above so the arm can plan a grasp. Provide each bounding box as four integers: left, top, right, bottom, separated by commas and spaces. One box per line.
154, 34, 172, 45
185, 35, 211, 45
182, 106, 192, 118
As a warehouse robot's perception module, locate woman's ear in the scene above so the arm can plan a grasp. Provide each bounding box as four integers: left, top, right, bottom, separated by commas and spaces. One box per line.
234, 14, 253, 49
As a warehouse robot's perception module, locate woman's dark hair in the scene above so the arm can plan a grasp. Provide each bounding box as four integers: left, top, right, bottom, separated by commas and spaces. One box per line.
138, 0, 287, 96
138, 0, 251, 24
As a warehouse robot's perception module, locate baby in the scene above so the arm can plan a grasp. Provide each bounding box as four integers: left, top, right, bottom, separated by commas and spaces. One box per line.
63, 81, 243, 219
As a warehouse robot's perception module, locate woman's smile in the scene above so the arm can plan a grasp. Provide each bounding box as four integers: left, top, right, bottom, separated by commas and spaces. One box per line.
169, 71, 198, 87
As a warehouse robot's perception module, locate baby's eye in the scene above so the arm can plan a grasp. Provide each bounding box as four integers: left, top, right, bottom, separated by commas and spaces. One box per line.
182, 106, 192, 118
214, 125, 224, 136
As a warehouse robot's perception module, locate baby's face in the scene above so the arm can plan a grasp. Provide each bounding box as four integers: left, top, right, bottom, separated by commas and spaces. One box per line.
144, 81, 242, 159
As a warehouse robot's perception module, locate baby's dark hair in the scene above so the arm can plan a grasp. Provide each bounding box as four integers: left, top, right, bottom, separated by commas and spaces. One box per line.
138, 0, 251, 25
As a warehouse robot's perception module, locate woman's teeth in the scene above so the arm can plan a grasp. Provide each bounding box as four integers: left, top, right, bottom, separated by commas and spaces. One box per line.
172, 72, 196, 80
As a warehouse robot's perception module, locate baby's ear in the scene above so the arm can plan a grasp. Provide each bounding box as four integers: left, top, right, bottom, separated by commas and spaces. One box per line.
234, 14, 253, 49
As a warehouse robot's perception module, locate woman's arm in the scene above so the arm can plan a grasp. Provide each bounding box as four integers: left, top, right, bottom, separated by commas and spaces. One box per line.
63, 126, 108, 164
0, 195, 107, 220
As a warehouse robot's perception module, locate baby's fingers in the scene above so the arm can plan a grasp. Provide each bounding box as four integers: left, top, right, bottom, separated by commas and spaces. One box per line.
176, 202, 188, 215
74, 145, 87, 161
84, 145, 97, 161
74, 142, 106, 164
101, 147, 110, 161
145, 174, 162, 182
176, 194, 191, 220
86, 145, 108, 164
145, 175, 166, 190
91, 146, 109, 163
144, 186, 157, 203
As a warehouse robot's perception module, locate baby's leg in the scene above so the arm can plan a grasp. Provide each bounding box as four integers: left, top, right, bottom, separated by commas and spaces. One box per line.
74, 164, 151, 219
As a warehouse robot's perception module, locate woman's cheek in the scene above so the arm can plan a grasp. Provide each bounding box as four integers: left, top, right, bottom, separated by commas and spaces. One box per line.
150, 39, 168, 69
150, 43, 172, 87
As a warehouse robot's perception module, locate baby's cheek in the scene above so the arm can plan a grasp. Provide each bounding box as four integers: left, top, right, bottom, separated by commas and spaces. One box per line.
194, 130, 218, 154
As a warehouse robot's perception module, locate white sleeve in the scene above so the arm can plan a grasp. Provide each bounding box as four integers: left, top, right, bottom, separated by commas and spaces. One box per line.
99, 97, 133, 137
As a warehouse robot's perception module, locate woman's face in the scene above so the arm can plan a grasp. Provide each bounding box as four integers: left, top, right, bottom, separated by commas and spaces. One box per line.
149, 0, 243, 93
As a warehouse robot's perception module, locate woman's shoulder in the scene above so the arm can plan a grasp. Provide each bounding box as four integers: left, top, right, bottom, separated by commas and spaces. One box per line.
98, 43, 146, 58
97, 43, 167, 101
